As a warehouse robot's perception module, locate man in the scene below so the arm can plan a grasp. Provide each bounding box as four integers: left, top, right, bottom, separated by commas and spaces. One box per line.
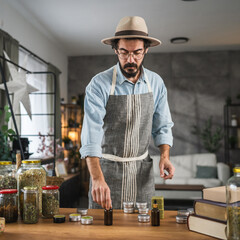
80, 16, 174, 210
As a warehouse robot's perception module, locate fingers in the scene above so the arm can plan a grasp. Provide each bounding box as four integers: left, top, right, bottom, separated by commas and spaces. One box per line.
92, 183, 112, 209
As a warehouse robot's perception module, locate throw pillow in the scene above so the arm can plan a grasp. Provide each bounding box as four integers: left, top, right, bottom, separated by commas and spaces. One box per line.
195, 165, 217, 178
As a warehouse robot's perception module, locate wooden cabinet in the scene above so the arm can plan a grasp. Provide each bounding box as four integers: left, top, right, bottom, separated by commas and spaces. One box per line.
224, 104, 240, 168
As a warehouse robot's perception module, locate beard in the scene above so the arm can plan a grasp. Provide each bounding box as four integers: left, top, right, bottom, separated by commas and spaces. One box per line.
119, 61, 143, 79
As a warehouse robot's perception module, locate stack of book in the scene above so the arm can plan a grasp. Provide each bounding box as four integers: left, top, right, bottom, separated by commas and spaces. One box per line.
187, 186, 240, 240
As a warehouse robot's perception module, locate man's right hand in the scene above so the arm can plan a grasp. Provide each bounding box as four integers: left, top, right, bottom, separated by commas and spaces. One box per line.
91, 178, 112, 209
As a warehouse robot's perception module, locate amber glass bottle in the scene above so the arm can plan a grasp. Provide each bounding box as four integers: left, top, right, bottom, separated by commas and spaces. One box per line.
151, 200, 160, 226
104, 208, 113, 226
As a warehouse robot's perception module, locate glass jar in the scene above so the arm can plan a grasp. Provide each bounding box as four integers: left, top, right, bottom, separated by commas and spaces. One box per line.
226, 167, 240, 240
42, 185, 59, 218
0, 161, 17, 190
231, 115, 238, 127
0, 189, 18, 223
17, 160, 46, 215
22, 186, 39, 224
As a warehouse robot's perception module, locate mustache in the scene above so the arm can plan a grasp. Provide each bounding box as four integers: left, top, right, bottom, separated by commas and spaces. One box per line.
124, 63, 137, 69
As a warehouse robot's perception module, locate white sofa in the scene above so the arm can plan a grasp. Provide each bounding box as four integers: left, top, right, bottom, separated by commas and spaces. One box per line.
151, 153, 230, 200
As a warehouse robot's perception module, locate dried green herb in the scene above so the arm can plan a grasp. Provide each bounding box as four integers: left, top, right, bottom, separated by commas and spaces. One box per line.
23, 202, 38, 224
0, 196, 18, 223
42, 193, 59, 218
0, 176, 17, 190
18, 168, 46, 215
228, 207, 240, 239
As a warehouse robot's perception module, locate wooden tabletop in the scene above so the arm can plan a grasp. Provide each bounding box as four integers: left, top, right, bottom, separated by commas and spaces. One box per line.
2, 209, 216, 240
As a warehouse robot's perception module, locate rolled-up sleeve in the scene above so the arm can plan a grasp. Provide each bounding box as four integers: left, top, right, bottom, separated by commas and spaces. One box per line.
152, 83, 174, 147
80, 80, 107, 158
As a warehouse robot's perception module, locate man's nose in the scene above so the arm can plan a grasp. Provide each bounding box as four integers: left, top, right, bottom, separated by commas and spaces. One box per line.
127, 53, 135, 63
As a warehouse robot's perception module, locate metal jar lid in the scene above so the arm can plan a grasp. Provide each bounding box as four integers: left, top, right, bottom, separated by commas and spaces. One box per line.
69, 213, 81, 222
176, 215, 188, 224
81, 216, 93, 225
53, 215, 66, 223
177, 210, 190, 217
136, 202, 147, 209
138, 214, 150, 223
123, 201, 134, 208
123, 207, 134, 213
138, 208, 149, 214
187, 208, 194, 215
77, 208, 88, 215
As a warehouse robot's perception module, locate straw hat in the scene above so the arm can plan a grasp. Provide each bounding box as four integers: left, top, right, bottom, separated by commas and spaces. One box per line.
101, 16, 161, 47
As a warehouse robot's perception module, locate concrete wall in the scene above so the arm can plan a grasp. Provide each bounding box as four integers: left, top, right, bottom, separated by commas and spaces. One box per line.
0, 0, 68, 100
68, 50, 240, 161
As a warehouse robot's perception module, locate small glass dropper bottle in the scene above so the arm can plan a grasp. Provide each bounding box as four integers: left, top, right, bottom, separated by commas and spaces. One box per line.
104, 208, 113, 226
151, 200, 160, 226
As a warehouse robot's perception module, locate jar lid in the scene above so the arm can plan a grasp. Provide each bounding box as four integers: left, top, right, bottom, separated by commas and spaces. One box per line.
233, 167, 240, 173
69, 213, 81, 222
123, 201, 134, 208
42, 185, 59, 190
77, 208, 88, 215
136, 202, 147, 209
138, 208, 149, 214
81, 216, 93, 225
53, 215, 66, 223
123, 207, 134, 213
138, 214, 150, 222
22, 160, 41, 164
176, 215, 187, 223
0, 189, 18, 194
0, 161, 12, 165
177, 210, 189, 216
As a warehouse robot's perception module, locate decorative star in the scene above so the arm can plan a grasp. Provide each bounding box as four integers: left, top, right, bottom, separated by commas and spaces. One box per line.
0, 51, 39, 119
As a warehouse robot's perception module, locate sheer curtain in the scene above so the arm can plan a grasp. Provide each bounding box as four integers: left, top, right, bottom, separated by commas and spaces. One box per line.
18, 49, 54, 158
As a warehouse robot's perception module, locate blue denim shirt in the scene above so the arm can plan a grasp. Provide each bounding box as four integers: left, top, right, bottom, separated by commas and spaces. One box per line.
80, 63, 174, 158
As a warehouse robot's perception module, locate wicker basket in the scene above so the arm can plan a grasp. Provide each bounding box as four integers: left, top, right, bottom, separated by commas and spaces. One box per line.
46, 176, 64, 188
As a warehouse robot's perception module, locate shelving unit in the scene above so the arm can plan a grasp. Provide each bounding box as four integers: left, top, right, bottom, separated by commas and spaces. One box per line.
224, 104, 240, 168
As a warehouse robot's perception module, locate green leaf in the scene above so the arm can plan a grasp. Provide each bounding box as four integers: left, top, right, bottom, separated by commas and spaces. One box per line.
7, 129, 16, 135
1, 125, 8, 132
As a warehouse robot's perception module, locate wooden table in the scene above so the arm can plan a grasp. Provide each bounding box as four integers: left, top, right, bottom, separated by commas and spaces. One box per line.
2, 209, 216, 240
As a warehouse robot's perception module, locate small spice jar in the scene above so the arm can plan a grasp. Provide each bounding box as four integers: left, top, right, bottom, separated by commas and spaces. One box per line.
0, 161, 17, 190
138, 208, 149, 214
0, 189, 18, 223
136, 202, 147, 209
104, 208, 113, 226
22, 186, 39, 224
53, 215, 65, 223
176, 209, 189, 224
69, 213, 81, 222
42, 185, 59, 218
77, 208, 88, 215
138, 214, 150, 223
123, 207, 134, 214
81, 216, 93, 225
123, 201, 134, 208
0, 217, 5, 233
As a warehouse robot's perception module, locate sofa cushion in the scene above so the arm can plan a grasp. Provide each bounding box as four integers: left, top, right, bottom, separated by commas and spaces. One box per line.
195, 165, 217, 178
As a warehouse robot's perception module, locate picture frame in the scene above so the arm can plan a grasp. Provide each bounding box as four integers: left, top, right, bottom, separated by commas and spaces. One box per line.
55, 161, 68, 177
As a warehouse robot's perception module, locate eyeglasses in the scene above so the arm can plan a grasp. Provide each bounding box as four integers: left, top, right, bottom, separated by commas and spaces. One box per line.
117, 50, 145, 60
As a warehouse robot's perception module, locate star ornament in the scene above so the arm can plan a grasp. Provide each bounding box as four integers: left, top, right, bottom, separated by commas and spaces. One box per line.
0, 51, 39, 119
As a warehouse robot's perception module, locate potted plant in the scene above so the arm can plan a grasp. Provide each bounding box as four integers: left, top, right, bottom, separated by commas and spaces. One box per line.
192, 116, 224, 153
0, 105, 16, 161
62, 136, 73, 150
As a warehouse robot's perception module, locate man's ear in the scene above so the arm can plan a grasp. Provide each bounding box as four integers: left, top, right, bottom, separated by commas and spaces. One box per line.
114, 49, 118, 55
145, 48, 149, 54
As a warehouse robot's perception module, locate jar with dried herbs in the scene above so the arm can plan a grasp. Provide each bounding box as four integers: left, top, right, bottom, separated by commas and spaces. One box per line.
22, 186, 39, 224
0, 189, 18, 223
0, 161, 17, 190
17, 160, 46, 216
42, 185, 59, 218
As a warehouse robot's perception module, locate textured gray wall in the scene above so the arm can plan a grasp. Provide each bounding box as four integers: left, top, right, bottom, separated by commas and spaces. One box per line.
68, 50, 240, 162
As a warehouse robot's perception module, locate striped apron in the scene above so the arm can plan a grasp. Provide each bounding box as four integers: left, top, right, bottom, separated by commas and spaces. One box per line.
89, 66, 155, 209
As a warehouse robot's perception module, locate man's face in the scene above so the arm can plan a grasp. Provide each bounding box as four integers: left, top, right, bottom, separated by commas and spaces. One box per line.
115, 39, 148, 79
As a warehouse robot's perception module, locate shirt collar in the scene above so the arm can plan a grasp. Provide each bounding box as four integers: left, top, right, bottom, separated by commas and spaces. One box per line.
116, 62, 147, 85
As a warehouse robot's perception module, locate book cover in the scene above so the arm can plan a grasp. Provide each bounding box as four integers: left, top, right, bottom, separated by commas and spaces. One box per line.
194, 199, 227, 221
203, 186, 240, 203
187, 214, 227, 240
